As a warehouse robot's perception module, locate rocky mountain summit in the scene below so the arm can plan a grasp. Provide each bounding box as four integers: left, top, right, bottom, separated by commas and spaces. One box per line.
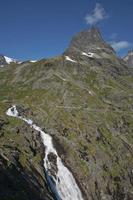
64, 27, 128, 77
64, 27, 115, 56
0, 27, 133, 200
124, 50, 133, 67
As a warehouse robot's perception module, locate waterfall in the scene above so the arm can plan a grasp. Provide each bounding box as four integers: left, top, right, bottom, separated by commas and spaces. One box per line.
6, 106, 84, 200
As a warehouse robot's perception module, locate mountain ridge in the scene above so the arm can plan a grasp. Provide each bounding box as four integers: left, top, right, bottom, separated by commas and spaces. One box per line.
0, 27, 131, 69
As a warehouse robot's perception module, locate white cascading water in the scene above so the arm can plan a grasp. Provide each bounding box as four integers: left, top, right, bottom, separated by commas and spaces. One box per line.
6, 106, 84, 200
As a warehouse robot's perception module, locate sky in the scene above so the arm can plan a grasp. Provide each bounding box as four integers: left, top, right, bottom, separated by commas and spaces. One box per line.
0, 0, 133, 60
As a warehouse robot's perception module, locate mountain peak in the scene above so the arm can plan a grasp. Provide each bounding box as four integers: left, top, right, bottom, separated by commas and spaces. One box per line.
0, 55, 19, 66
84, 26, 103, 41
64, 27, 115, 56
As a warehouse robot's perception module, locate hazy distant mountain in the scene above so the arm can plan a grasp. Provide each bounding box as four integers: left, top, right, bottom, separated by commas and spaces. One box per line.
0, 54, 19, 67
0, 28, 133, 200
124, 50, 133, 67
0, 55, 37, 67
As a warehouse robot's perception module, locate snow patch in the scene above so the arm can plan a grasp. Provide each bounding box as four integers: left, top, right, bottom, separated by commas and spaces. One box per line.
4, 56, 17, 64
30, 60, 37, 63
89, 91, 93, 95
82, 52, 94, 58
65, 56, 77, 63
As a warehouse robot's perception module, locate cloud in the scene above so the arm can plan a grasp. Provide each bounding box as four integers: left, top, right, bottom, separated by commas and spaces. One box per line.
85, 3, 108, 25
111, 41, 131, 51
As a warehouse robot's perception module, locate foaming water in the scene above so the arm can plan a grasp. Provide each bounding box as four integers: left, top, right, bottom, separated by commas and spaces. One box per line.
6, 106, 83, 200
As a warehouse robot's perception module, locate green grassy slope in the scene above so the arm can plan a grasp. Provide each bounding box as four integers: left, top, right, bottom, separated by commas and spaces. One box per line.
0, 55, 133, 199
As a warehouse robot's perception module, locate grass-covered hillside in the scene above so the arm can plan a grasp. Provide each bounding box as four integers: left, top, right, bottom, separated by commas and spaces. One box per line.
0, 28, 133, 200
0, 52, 133, 199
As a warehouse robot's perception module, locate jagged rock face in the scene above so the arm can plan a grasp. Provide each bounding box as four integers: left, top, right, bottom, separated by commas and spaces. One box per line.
124, 50, 133, 67
0, 55, 7, 66
64, 27, 115, 56
64, 27, 129, 77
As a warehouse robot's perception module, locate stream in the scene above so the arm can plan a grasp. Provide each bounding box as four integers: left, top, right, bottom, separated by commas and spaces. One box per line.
6, 105, 83, 200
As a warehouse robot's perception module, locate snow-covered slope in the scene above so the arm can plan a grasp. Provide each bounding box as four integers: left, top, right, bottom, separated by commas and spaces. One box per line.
0, 55, 19, 66
4, 56, 18, 64
0, 54, 38, 66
